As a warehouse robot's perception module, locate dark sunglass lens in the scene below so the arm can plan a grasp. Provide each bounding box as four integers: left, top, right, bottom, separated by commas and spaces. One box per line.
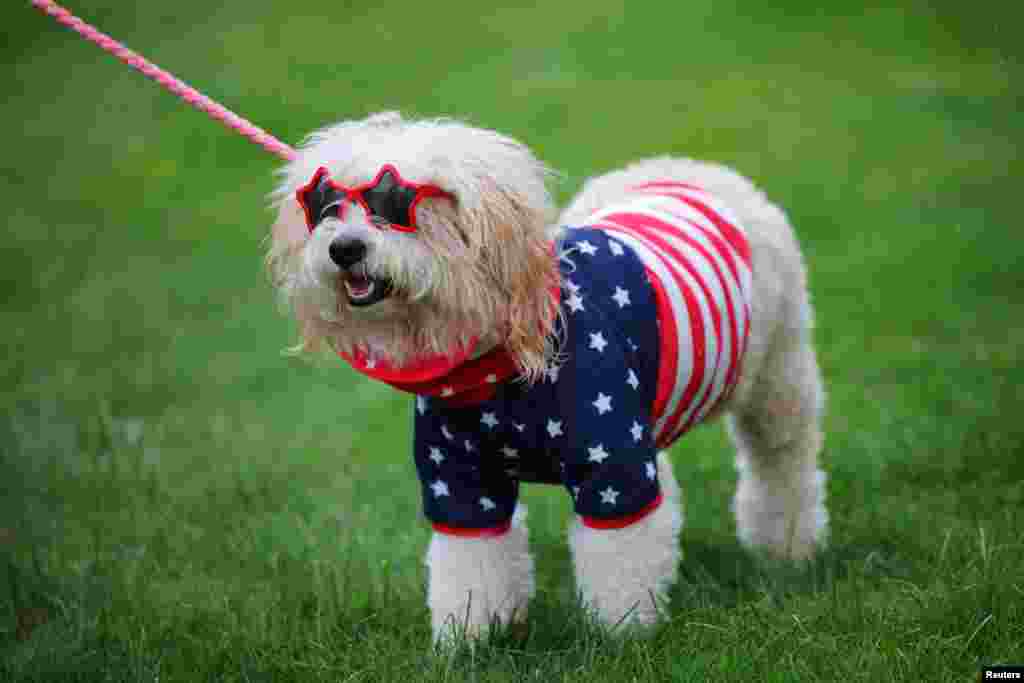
299, 174, 343, 227
362, 170, 417, 227
317, 178, 342, 223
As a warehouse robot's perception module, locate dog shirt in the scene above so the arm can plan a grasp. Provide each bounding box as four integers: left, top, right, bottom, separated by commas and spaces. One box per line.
346, 182, 753, 533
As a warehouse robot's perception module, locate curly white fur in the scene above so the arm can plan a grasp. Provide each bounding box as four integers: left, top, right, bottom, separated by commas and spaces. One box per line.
268, 112, 561, 381
266, 113, 828, 641
425, 505, 534, 644
569, 452, 683, 628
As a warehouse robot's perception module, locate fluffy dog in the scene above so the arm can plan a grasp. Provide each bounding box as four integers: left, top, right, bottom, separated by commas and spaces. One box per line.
267, 112, 828, 642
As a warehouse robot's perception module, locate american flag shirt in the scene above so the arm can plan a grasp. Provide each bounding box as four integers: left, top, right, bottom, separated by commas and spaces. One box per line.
400, 182, 751, 534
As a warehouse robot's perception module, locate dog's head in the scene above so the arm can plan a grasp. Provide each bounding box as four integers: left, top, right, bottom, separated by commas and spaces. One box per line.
267, 112, 560, 382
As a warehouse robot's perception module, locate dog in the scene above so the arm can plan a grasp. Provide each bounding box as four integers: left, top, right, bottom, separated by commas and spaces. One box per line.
267, 111, 828, 642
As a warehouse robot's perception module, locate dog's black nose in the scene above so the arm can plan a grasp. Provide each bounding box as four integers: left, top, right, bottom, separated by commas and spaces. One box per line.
329, 238, 367, 268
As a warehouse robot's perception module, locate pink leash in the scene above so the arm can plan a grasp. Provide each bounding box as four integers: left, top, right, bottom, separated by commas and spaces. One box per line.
30, 0, 297, 162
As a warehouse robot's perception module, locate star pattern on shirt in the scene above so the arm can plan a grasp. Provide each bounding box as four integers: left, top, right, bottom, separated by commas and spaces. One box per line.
587, 443, 610, 463
599, 486, 620, 505
546, 365, 560, 383
412, 227, 666, 534
631, 421, 644, 443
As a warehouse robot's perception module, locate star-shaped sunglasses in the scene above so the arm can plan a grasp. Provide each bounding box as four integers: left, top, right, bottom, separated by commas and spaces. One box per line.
296, 165, 455, 234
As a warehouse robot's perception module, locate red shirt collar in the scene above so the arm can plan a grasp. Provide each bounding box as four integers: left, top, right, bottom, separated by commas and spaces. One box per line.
338, 338, 520, 406
338, 269, 561, 406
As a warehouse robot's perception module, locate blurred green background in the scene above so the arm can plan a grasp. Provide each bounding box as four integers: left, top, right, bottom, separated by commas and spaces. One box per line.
2, 0, 1022, 680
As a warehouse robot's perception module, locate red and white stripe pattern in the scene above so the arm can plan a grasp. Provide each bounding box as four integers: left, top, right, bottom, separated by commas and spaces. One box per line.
586, 182, 753, 449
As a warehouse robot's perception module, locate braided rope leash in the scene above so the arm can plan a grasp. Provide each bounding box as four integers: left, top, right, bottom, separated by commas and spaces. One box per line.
30, 0, 297, 162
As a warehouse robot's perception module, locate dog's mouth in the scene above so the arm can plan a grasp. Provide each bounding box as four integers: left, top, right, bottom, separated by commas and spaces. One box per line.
341, 266, 392, 307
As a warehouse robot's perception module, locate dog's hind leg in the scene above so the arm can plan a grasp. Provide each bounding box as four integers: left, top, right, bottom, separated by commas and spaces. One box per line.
425, 505, 534, 645
727, 333, 828, 561
568, 452, 683, 628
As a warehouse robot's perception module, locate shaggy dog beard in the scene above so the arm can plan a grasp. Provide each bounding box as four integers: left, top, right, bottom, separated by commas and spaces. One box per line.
287, 213, 509, 366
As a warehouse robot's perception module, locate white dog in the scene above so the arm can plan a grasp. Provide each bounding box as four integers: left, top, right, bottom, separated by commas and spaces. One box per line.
267, 112, 827, 642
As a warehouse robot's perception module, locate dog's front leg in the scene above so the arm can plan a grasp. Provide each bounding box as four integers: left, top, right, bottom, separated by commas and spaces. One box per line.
425, 506, 534, 645
568, 453, 683, 629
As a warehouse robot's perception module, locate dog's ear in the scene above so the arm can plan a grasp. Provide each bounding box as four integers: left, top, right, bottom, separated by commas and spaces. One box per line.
501, 215, 562, 385
266, 199, 307, 287
266, 197, 330, 355
472, 181, 561, 384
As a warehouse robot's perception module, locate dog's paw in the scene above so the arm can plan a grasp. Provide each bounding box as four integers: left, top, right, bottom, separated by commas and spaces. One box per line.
431, 607, 529, 651
735, 469, 829, 562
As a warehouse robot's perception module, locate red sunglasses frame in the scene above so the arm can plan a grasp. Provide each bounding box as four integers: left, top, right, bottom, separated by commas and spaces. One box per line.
296, 164, 455, 234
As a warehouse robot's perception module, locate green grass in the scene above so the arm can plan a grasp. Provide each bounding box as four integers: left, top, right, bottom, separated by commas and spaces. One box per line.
2, 0, 1022, 680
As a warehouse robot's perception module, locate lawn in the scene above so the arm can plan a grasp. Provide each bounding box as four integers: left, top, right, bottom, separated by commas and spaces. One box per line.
2, 0, 1022, 680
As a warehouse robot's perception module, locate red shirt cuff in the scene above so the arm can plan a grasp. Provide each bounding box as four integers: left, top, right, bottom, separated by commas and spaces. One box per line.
580, 493, 664, 530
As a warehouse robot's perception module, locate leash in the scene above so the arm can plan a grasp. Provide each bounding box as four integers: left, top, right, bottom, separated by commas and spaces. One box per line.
29, 0, 297, 162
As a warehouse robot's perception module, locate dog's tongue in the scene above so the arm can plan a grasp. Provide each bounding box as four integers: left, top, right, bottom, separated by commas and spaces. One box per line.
347, 276, 372, 296
339, 338, 479, 388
